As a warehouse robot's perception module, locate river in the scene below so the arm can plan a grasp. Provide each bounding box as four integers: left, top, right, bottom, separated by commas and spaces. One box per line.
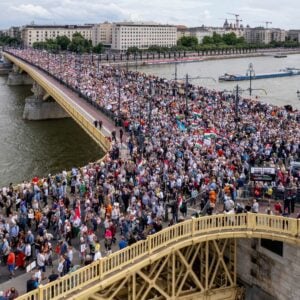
133, 53, 300, 109
0, 75, 102, 187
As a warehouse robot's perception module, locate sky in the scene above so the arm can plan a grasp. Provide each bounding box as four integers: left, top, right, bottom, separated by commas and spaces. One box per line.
0, 0, 299, 30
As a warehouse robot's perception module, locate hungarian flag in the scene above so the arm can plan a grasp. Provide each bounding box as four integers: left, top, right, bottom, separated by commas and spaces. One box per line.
192, 110, 201, 118
194, 140, 203, 148
190, 120, 199, 128
204, 129, 217, 139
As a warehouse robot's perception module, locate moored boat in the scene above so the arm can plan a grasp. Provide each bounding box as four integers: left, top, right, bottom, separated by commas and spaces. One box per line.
219, 68, 300, 81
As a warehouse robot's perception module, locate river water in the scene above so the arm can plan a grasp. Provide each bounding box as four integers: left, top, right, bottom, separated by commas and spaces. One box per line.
0, 75, 102, 187
134, 53, 300, 109
1, 54, 299, 186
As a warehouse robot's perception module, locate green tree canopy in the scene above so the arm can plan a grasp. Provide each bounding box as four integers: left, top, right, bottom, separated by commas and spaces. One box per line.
177, 36, 198, 48
56, 35, 71, 51
93, 43, 104, 53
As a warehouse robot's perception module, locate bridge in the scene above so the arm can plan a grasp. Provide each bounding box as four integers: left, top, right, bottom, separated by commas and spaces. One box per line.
15, 213, 300, 300
3, 51, 111, 153
3, 51, 300, 300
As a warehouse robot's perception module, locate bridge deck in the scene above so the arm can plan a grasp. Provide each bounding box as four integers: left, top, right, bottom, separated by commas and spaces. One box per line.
4, 52, 129, 159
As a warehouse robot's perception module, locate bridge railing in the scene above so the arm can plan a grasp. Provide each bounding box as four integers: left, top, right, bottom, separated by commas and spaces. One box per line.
15, 213, 300, 300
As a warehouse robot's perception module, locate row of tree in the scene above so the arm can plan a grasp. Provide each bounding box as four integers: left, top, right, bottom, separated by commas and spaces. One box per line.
0, 36, 21, 46
32, 33, 105, 53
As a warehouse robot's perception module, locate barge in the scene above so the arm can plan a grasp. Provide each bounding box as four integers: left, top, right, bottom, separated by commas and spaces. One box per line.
219, 68, 300, 81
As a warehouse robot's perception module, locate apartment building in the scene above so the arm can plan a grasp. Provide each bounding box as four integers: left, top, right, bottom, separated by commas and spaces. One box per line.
8, 26, 22, 40
178, 25, 244, 44
287, 30, 300, 42
21, 24, 93, 47
244, 27, 286, 44
177, 25, 190, 40
91, 22, 113, 46
111, 22, 177, 51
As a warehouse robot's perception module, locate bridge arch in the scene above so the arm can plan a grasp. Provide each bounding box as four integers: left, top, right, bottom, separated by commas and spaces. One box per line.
15, 213, 300, 300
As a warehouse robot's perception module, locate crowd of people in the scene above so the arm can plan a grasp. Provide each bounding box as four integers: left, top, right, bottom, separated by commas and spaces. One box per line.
0, 48, 300, 296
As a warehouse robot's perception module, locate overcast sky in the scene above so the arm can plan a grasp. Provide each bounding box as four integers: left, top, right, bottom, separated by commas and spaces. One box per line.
0, 0, 299, 30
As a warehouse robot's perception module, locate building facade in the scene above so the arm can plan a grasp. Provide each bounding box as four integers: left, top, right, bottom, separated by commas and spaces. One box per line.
21, 25, 93, 47
287, 29, 300, 42
244, 27, 286, 44
91, 22, 113, 46
111, 22, 177, 51
178, 25, 244, 44
8, 26, 22, 40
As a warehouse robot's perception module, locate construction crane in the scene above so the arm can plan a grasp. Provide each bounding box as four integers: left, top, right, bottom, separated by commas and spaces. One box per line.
227, 13, 241, 28
262, 21, 272, 29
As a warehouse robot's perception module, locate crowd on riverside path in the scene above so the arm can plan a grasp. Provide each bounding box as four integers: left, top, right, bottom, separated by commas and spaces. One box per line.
0, 48, 300, 297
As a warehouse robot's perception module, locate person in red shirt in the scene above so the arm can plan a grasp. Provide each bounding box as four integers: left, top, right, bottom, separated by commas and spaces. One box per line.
274, 201, 282, 215
7, 251, 16, 278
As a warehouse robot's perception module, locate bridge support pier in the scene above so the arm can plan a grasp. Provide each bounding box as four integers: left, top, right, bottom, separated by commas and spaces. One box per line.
7, 64, 33, 85
23, 81, 70, 120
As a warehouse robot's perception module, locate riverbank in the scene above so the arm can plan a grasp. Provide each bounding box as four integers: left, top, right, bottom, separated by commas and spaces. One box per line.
115, 49, 300, 67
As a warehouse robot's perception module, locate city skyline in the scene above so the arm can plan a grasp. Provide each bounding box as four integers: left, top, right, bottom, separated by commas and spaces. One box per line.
0, 0, 299, 30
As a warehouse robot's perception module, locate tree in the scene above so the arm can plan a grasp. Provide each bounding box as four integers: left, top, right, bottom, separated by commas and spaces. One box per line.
68, 32, 92, 53
93, 43, 104, 53
202, 36, 214, 45
127, 46, 140, 54
212, 32, 223, 44
177, 36, 198, 48
222, 33, 238, 46
56, 35, 71, 51
0, 36, 21, 46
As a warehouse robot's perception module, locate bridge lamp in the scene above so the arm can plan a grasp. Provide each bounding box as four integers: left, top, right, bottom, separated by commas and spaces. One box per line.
246, 63, 255, 96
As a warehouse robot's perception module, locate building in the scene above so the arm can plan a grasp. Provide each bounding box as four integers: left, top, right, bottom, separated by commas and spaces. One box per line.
176, 25, 190, 40
189, 27, 213, 43
178, 23, 245, 44
111, 22, 177, 51
8, 26, 21, 40
91, 22, 113, 46
244, 27, 286, 44
0, 29, 9, 38
287, 30, 300, 42
21, 24, 93, 47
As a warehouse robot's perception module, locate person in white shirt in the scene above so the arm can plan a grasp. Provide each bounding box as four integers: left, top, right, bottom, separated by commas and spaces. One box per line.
93, 243, 102, 261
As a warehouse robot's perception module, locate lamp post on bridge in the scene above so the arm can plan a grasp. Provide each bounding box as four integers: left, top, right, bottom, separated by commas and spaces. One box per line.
176, 74, 216, 119
246, 62, 255, 96
148, 80, 155, 135
222, 85, 267, 130
115, 69, 122, 127
174, 59, 178, 81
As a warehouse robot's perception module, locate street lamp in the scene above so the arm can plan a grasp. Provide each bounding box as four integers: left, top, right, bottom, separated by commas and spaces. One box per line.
148, 80, 155, 135
234, 85, 240, 124
246, 62, 255, 96
174, 59, 178, 81
116, 70, 122, 127
222, 84, 267, 129
179, 74, 216, 118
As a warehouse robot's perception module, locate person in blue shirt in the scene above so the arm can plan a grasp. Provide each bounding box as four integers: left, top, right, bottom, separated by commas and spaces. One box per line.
118, 236, 128, 250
